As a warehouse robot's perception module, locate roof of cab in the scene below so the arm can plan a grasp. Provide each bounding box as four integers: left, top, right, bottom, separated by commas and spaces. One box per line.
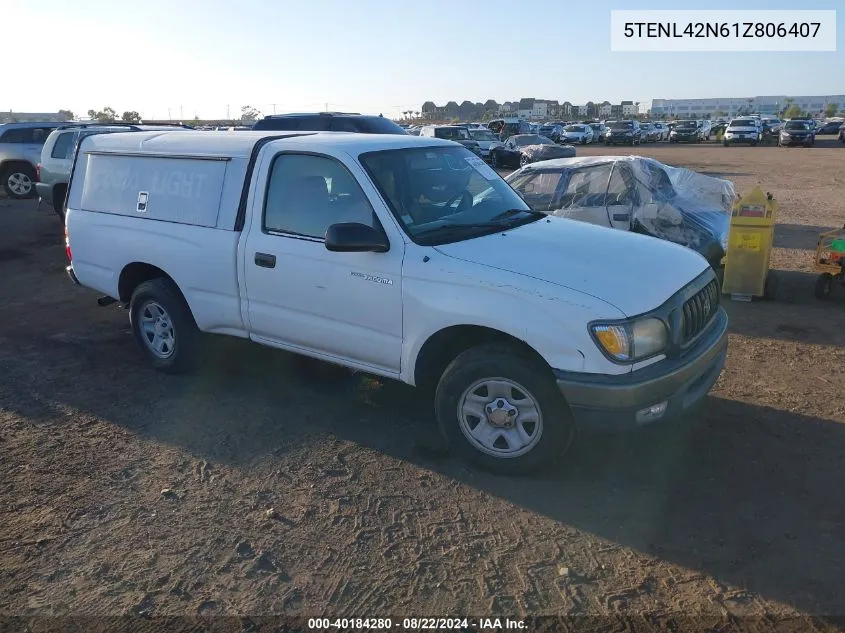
78, 130, 456, 158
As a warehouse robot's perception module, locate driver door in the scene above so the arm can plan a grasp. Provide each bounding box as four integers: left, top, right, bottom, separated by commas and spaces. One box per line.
242, 151, 405, 376
550, 164, 614, 228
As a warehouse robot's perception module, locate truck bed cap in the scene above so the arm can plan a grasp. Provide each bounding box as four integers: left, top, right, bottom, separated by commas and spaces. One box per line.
77, 130, 456, 158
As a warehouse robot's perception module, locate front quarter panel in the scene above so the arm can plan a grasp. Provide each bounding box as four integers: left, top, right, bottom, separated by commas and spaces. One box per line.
399, 246, 630, 384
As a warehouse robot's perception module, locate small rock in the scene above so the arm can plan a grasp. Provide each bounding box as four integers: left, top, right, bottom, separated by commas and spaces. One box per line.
265, 508, 279, 520
160, 488, 179, 500
558, 566, 571, 577
235, 541, 255, 559
35, 537, 51, 548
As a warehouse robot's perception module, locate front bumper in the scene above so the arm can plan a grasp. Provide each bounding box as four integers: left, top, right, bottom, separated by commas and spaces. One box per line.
780, 136, 811, 145
36, 183, 53, 205
724, 133, 757, 143
671, 134, 698, 142
607, 135, 635, 143
555, 307, 728, 431
66, 264, 80, 285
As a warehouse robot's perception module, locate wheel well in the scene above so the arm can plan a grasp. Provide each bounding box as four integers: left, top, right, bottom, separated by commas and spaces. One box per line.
118, 263, 173, 303
414, 325, 550, 392
0, 160, 35, 176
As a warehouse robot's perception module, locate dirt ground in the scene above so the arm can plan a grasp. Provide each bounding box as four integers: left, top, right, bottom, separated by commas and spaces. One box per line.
2, 138, 845, 630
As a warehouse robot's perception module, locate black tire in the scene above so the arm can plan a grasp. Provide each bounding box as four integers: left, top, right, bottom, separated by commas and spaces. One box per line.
490, 151, 498, 168
2, 164, 37, 199
129, 278, 201, 373
751, 140, 758, 147
434, 343, 575, 474
519, 154, 530, 167
581, 138, 587, 145
815, 273, 833, 300
723, 140, 729, 147
53, 185, 67, 224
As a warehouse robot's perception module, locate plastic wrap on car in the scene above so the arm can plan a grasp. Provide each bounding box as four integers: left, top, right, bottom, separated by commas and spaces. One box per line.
509, 155, 737, 263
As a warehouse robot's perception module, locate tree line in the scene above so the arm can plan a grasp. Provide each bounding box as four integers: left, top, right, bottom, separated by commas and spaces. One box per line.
60, 105, 264, 124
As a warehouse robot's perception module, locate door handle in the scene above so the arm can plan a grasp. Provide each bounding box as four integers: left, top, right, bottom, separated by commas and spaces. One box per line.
254, 252, 276, 268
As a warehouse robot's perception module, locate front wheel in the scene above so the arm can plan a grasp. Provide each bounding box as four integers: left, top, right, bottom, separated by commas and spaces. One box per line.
519, 154, 530, 167
129, 278, 202, 373
490, 152, 498, 168
435, 344, 575, 474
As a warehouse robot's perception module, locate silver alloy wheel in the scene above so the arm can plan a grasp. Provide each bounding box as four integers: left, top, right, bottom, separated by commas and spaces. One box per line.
138, 300, 176, 359
7, 172, 33, 196
457, 377, 544, 458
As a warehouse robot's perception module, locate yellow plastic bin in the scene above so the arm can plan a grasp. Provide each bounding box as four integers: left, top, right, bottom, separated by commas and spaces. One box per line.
721, 187, 778, 301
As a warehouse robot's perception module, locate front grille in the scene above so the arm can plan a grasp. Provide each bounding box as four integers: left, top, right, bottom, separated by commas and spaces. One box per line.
681, 279, 720, 343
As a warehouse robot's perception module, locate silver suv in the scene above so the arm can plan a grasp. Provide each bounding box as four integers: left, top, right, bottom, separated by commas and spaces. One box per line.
0, 122, 66, 198
38, 123, 195, 221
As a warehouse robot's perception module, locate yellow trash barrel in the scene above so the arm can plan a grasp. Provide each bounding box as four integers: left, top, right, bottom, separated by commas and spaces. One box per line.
721, 187, 777, 301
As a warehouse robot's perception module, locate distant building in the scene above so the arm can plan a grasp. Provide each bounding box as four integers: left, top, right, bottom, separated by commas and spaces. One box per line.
420, 98, 639, 122
650, 95, 845, 118
0, 111, 71, 123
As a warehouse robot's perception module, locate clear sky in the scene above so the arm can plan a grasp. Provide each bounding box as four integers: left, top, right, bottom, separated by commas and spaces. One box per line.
6, 0, 842, 120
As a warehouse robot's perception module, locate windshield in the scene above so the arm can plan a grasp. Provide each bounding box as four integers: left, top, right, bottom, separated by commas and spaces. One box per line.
610, 121, 632, 129
730, 119, 756, 127
677, 121, 697, 130
785, 121, 810, 131
469, 129, 497, 142
359, 146, 540, 245
434, 127, 470, 140
512, 134, 553, 146
565, 125, 584, 132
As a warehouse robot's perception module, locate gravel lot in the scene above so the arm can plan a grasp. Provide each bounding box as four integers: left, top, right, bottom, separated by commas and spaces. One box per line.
2, 139, 845, 629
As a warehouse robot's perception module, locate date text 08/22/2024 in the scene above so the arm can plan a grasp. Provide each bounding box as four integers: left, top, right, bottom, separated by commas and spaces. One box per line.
307, 617, 527, 630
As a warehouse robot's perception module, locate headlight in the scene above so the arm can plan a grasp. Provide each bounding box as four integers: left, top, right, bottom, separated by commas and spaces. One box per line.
591, 317, 668, 362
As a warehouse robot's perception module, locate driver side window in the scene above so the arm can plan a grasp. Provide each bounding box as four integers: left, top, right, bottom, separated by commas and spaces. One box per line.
263, 154, 378, 239
607, 165, 633, 206
559, 164, 613, 209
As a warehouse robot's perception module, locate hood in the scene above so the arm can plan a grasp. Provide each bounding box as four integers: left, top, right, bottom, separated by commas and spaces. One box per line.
727, 125, 757, 131
521, 144, 576, 159
433, 217, 709, 317
475, 140, 503, 150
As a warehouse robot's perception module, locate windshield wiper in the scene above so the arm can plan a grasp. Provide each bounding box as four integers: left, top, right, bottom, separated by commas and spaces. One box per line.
414, 211, 545, 239
489, 208, 547, 221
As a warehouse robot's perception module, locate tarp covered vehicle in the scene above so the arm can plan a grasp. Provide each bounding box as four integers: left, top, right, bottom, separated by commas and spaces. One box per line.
505, 156, 737, 268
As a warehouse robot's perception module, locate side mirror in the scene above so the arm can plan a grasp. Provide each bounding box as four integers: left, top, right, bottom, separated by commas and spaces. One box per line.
325, 222, 389, 253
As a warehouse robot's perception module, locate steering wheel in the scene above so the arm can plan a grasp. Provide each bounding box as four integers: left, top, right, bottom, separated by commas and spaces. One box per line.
444, 190, 473, 214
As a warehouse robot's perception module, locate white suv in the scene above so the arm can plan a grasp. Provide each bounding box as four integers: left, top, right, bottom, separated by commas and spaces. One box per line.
723, 118, 762, 146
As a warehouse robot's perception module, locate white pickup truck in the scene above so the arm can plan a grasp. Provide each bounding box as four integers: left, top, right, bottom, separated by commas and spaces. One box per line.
65, 131, 728, 473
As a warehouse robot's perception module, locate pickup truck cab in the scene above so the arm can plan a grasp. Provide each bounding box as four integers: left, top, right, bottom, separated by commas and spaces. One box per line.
65, 131, 728, 473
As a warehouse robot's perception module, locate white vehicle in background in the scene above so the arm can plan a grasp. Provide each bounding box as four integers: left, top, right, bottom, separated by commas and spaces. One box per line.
560, 124, 594, 145
723, 117, 762, 146
64, 130, 728, 473
467, 128, 503, 161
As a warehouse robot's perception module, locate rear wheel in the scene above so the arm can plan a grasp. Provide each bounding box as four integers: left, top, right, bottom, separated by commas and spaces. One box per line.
2, 164, 36, 199
435, 343, 575, 474
129, 278, 202, 373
